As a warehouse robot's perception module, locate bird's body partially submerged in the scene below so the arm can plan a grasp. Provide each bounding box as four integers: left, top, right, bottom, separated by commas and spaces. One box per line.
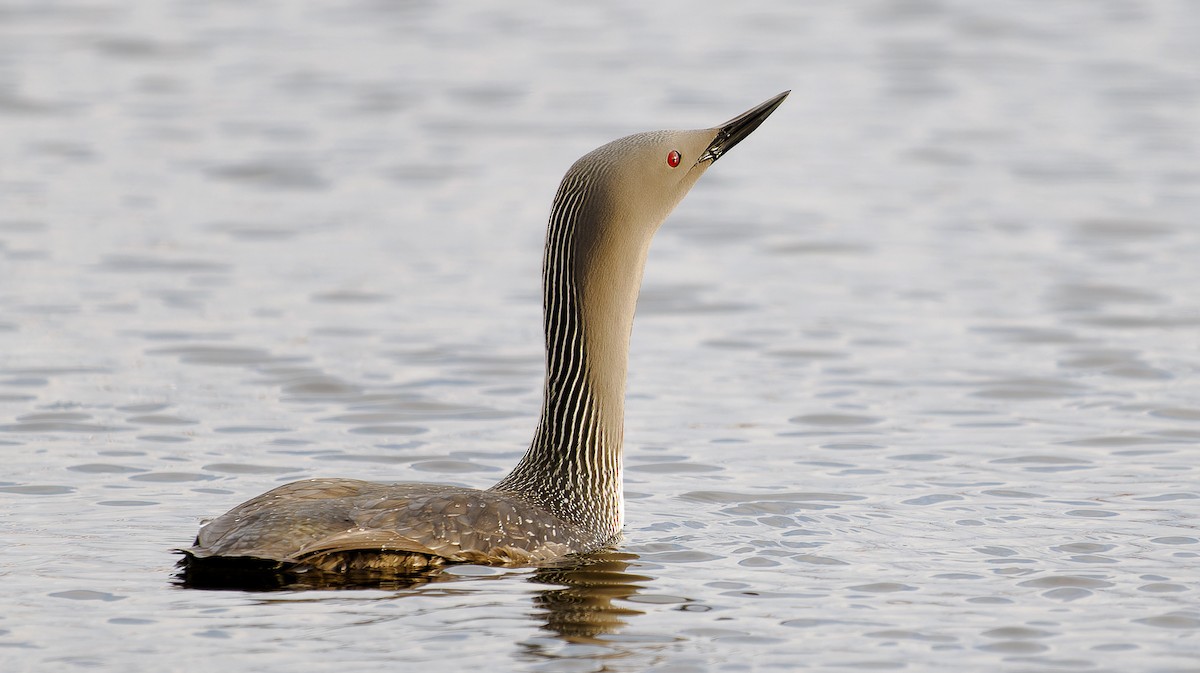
185, 480, 603, 573
181, 91, 788, 581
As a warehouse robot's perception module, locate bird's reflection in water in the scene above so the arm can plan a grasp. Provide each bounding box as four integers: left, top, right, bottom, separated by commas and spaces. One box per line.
176, 548, 649, 639
526, 549, 647, 642
176, 549, 648, 650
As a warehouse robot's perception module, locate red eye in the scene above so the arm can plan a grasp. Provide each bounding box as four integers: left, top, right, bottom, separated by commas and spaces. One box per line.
667, 150, 681, 168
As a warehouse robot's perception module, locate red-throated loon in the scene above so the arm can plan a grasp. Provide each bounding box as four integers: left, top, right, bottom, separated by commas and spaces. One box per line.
182, 92, 789, 576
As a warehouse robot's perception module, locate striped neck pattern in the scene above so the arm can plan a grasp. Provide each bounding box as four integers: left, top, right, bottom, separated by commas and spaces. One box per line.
491, 167, 625, 543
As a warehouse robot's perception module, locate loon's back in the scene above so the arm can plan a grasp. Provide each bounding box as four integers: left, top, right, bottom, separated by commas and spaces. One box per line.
183, 478, 603, 574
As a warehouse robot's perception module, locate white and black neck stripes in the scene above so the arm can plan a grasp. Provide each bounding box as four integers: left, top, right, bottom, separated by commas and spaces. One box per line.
491, 167, 624, 541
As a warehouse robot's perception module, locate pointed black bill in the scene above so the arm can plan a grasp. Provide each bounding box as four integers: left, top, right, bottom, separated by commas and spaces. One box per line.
700, 90, 789, 163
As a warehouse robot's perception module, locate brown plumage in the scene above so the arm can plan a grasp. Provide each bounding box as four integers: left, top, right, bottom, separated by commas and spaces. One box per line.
186, 479, 600, 572
180, 91, 788, 582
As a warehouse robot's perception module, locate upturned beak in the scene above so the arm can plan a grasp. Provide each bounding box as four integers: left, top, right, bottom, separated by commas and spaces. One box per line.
700, 90, 790, 163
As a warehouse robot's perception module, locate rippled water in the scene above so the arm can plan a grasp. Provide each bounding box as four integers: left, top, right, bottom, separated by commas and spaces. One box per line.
3, 0, 1199, 670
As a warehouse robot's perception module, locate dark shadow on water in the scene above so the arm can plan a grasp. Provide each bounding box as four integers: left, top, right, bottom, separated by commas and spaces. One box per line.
175, 549, 649, 641
174, 553, 446, 592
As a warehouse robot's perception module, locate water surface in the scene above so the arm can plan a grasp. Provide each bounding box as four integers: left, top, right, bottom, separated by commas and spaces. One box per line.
2, 0, 1199, 670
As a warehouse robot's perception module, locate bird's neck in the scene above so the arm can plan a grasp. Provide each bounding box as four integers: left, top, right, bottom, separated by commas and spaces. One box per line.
492, 176, 653, 541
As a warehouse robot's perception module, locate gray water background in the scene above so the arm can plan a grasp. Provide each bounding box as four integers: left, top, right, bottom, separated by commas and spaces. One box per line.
2, 0, 1199, 670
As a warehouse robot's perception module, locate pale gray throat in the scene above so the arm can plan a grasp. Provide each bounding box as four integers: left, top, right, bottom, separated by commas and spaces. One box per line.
490, 166, 626, 541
